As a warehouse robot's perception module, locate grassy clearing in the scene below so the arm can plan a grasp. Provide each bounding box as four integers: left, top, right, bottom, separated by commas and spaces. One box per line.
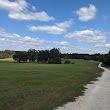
0, 60, 103, 110
0, 58, 15, 63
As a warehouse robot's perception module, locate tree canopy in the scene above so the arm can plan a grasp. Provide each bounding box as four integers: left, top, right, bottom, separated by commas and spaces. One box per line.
13, 48, 61, 64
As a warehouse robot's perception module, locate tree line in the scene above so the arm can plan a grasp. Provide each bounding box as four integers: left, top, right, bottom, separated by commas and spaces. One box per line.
101, 51, 110, 66
0, 50, 15, 59
0, 49, 110, 66
61, 51, 110, 66
13, 48, 61, 64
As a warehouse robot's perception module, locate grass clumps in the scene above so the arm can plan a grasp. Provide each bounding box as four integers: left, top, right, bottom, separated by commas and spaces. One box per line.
0, 60, 103, 110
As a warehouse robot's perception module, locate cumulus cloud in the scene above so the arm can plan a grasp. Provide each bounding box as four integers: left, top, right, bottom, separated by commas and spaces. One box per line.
0, 0, 54, 21
28, 19, 73, 34
105, 44, 110, 48
60, 45, 103, 54
0, 28, 109, 53
0, 29, 46, 50
65, 29, 106, 45
0, 29, 21, 38
0, 29, 70, 51
76, 4, 96, 21
95, 44, 110, 49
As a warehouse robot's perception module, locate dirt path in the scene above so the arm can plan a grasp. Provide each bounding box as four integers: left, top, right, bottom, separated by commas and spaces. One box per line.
55, 63, 110, 110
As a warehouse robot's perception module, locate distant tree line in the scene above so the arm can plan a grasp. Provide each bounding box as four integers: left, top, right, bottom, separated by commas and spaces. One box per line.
0, 50, 15, 59
61, 51, 110, 66
13, 48, 61, 64
61, 53, 103, 61
0, 49, 110, 66
101, 51, 110, 66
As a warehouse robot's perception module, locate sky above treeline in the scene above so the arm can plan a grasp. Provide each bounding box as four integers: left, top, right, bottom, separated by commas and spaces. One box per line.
0, 0, 110, 54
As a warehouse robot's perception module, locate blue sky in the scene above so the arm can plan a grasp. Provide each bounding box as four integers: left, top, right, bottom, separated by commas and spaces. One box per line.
0, 0, 110, 54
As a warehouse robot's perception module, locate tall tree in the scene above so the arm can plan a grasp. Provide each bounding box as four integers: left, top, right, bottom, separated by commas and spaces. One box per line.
13, 51, 28, 63
37, 50, 49, 63
49, 48, 61, 64
102, 51, 110, 66
28, 49, 38, 62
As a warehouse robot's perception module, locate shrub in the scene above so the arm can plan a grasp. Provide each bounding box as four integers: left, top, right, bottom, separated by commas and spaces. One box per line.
71, 62, 75, 64
64, 60, 71, 64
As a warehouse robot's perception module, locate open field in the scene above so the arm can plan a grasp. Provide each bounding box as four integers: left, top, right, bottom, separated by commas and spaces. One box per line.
0, 60, 103, 110
0, 58, 15, 63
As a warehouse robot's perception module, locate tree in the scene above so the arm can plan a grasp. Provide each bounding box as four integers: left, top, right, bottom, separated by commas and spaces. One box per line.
0, 50, 15, 59
102, 51, 110, 66
28, 49, 38, 62
13, 48, 61, 64
49, 48, 61, 64
37, 50, 49, 63
13, 51, 28, 63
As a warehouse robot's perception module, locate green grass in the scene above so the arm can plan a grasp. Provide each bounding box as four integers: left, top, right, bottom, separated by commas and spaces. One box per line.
0, 60, 103, 110
0, 58, 15, 63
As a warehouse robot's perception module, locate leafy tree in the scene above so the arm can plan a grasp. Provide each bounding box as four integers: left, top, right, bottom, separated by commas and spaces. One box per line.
102, 51, 110, 66
28, 49, 38, 62
13, 51, 28, 63
37, 50, 49, 63
0, 50, 15, 59
49, 48, 61, 64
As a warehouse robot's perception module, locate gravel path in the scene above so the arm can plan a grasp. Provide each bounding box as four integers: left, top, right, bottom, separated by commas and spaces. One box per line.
55, 63, 110, 110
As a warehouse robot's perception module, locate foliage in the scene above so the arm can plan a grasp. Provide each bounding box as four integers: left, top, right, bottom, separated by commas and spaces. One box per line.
64, 60, 71, 64
0, 50, 15, 59
13, 51, 28, 63
61, 53, 103, 61
28, 49, 38, 62
102, 51, 110, 66
1, 49, 110, 65
49, 48, 61, 64
37, 50, 49, 63
13, 48, 61, 64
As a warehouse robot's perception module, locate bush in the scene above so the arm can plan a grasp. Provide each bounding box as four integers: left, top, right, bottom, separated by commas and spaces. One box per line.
71, 62, 75, 64
64, 60, 71, 64
48, 57, 61, 64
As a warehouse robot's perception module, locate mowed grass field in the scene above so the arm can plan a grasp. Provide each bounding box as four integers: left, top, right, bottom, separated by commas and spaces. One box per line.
0, 60, 103, 110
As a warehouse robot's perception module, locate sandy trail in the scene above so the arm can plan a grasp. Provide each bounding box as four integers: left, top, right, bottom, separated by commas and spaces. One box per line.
55, 63, 110, 110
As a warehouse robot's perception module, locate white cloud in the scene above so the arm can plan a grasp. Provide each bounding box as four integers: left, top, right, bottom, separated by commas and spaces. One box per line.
0, 29, 21, 38
53, 41, 70, 46
105, 44, 110, 48
32, 6, 36, 11
0, 29, 46, 50
76, 4, 96, 21
65, 29, 106, 45
28, 19, 73, 34
95, 44, 110, 49
60, 45, 103, 54
8, 11, 54, 21
0, 0, 54, 21
0, 0, 27, 12
0, 29, 70, 51
0, 28, 109, 54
